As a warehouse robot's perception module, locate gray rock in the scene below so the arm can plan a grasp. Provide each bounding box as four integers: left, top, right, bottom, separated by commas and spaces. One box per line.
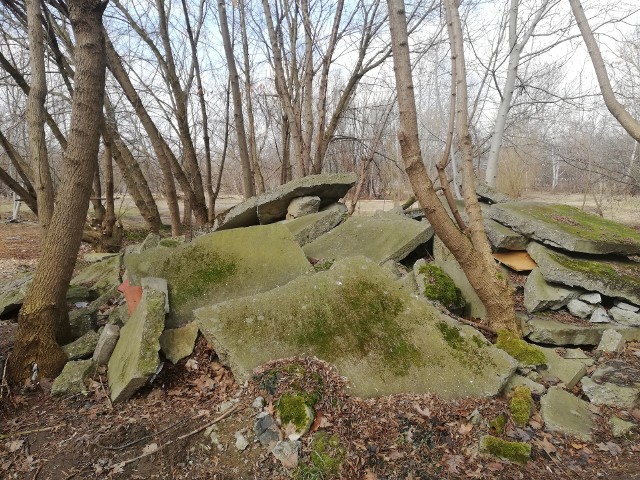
610, 307, 640, 327
141, 277, 169, 313
83, 252, 119, 263
69, 308, 98, 340
491, 202, 640, 255
567, 299, 595, 319
475, 181, 512, 204
610, 417, 636, 438
540, 387, 594, 441
503, 375, 546, 396
303, 213, 433, 265
0, 275, 30, 317
536, 347, 590, 389
581, 361, 640, 408
66, 285, 90, 304
526, 316, 609, 346
283, 208, 345, 246
272, 440, 300, 469
51, 359, 95, 396
252, 396, 266, 409
597, 330, 625, 353
524, 268, 579, 313
159, 322, 199, 364
108, 303, 129, 326
71, 254, 122, 298
485, 218, 529, 251
215, 174, 356, 230
93, 324, 120, 366
234, 431, 249, 451
590, 306, 610, 324
527, 242, 640, 306
254, 413, 281, 447
125, 224, 313, 327
433, 237, 486, 319
286, 196, 321, 219
563, 348, 591, 360
63, 329, 101, 360
579, 292, 602, 304
195, 257, 517, 399
615, 301, 640, 313
107, 289, 165, 402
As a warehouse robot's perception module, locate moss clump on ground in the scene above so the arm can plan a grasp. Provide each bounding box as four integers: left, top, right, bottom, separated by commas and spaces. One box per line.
295, 432, 345, 480
294, 279, 422, 375
496, 330, 546, 366
480, 435, 531, 464
509, 386, 533, 427
418, 264, 465, 310
277, 393, 314, 433
513, 203, 640, 245
548, 251, 640, 293
436, 321, 494, 373
162, 245, 237, 310
489, 414, 507, 435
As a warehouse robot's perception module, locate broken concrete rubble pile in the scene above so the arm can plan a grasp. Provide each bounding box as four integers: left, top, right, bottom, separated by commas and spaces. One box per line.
4, 174, 639, 457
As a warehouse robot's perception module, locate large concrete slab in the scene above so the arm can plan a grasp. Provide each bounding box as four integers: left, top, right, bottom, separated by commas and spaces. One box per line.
283, 208, 346, 246
125, 224, 313, 327
527, 242, 640, 306
70, 254, 122, 298
491, 202, 640, 255
540, 387, 594, 441
303, 213, 433, 264
214, 174, 356, 230
107, 289, 165, 403
524, 268, 580, 313
195, 257, 517, 399
0, 275, 32, 317
526, 315, 640, 346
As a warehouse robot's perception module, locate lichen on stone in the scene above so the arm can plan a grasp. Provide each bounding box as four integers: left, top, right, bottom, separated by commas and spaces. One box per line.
418, 264, 465, 310
496, 330, 546, 366
509, 386, 533, 427
480, 435, 531, 464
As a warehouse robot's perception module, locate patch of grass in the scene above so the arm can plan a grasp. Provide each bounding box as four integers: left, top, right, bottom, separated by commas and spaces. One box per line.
295, 432, 345, 480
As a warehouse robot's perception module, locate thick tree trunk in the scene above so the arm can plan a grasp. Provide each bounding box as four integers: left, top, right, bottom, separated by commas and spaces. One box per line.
26, 0, 54, 234
387, 0, 519, 334
7, 0, 109, 382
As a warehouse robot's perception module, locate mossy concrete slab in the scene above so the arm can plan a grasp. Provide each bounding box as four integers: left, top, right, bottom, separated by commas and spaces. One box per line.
283, 208, 346, 246
125, 224, 313, 327
582, 361, 640, 408
485, 218, 529, 251
0, 274, 32, 317
107, 289, 165, 402
160, 321, 199, 364
527, 242, 640, 305
433, 236, 487, 319
527, 316, 618, 346
524, 268, 580, 313
540, 387, 594, 441
537, 346, 591, 389
195, 257, 516, 399
51, 359, 95, 396
303, 214, 433, 265
71, 254, 122, 298
63, 329, 101, 360
491, 202, 640, 255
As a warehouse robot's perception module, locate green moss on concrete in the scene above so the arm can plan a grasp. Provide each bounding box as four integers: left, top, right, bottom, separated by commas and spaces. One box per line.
509, 386, 533, 427
163, 245, 237, 311
548, 251, 640, 293
436, 321, 494, 373
312, 259, 334, 272
512, 203, 640, 245
497, 330, 546, 365
294, 279, 421, 375
277, 393, 314, 432
159, 239, 180, 248
418, 264, 464, 309
295, 431, 345, 480
480, 436, 531, 464
489, 414, 507, 435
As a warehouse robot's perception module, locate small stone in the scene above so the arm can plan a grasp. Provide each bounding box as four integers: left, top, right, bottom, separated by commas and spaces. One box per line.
271, 440, 300, 469
92, 324, 120, 366
579, 292, 602, 304
596, 330, 625, 353
590, 306, 610, 324
63, 329, 101, 361
234, 431, 249, 451
254, 414, 281, 447
159, 322, 199, 364
610, 417, 636, 438
581, 377, 639, 408
614, 301, 640, 313
610, 307, 640, 327
567, 299, 595, 319
563, 348, 591, 360
286, 196, 321, 219
51, 359, 95, 396
252, 396, 266, 409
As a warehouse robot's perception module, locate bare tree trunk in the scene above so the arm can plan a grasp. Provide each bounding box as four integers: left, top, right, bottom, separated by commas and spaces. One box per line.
211, 84, 231, 216
25, 0, 54, 234
218, 0, 255, 198
386, 0, 518, 334
569, 0, 640, 142
91, 168, 106, 225
8, 0, 109, 382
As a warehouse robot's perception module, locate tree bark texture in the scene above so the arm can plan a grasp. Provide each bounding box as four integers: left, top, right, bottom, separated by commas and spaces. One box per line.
7, 0, 109, 382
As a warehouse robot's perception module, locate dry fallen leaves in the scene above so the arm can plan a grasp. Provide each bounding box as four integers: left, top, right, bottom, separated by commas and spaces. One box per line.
596, 442, 622, 456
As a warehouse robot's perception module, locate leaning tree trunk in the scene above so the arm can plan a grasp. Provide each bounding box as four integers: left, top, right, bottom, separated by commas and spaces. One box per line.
7, 0, 108, 382
386, 0, 519, 334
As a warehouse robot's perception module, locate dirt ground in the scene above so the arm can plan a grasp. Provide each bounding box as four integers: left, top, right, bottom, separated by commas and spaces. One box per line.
1, 194, 640, 479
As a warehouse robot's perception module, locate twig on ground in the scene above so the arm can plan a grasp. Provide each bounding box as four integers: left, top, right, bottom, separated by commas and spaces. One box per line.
456, 317, 497, 335
1, 351, 10, 400
95, 418, 188, 451
32, 464, 42, 480
0, 424, 65, 440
